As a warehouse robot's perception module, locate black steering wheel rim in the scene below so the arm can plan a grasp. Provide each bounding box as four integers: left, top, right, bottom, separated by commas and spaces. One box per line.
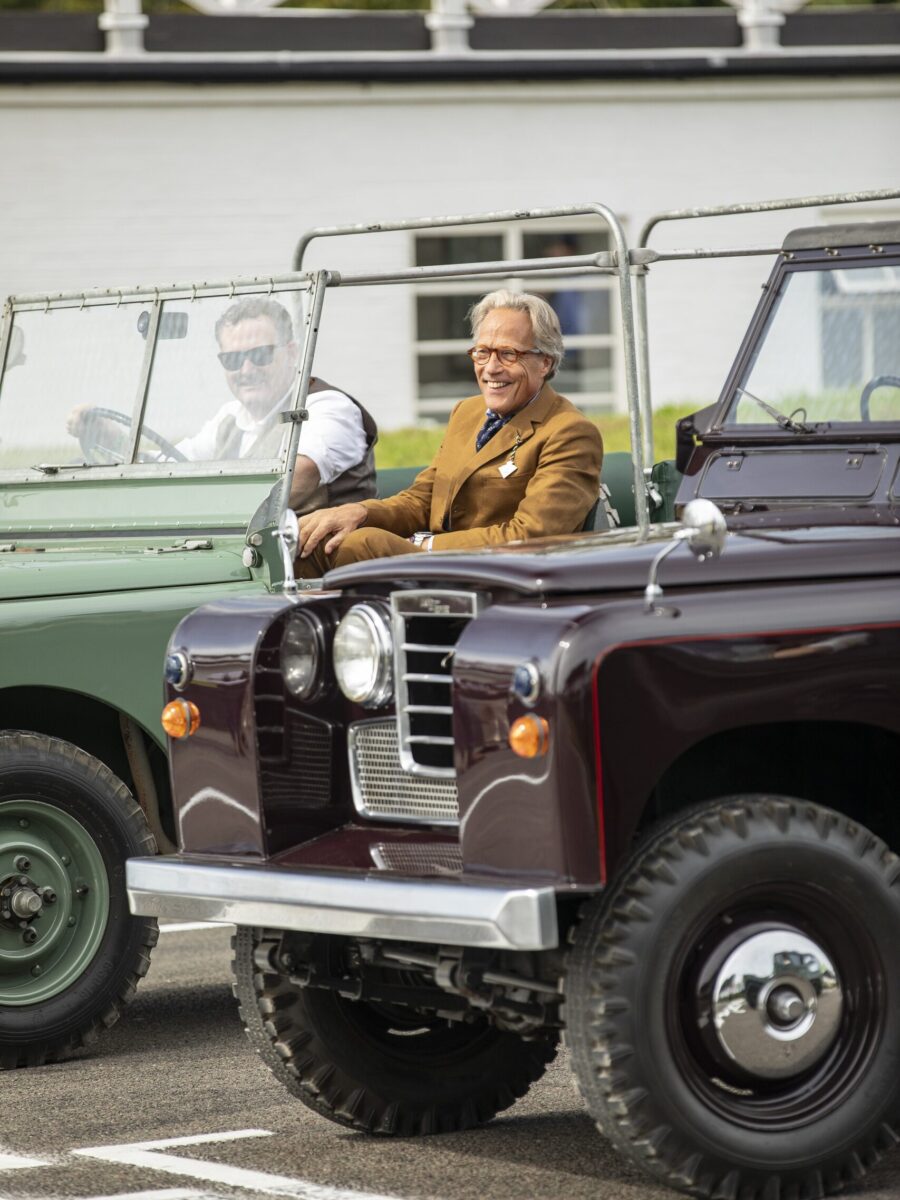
859, 375, 900, 421
77, 406, 187, 464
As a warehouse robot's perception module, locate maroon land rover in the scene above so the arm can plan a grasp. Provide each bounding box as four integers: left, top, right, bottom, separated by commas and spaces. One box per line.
128, 209, 900, 1199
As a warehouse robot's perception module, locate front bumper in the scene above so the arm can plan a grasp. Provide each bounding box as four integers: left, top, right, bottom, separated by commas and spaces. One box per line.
126, 856, 559, 951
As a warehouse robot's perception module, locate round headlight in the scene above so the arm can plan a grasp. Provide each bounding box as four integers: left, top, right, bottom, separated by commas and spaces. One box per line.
333, 603, 393, 708
281, 611, 324, 699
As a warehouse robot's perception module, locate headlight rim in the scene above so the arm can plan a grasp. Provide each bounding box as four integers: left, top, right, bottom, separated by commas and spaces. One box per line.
333, 602, 394, 709
281, 608, 327, 701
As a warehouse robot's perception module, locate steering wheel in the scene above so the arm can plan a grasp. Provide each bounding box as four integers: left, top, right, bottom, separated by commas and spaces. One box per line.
860, 376, 900, 421
76, 406, 187, 464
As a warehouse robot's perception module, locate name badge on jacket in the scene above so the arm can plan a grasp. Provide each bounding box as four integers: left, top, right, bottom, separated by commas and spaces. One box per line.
498, 460, 517, 478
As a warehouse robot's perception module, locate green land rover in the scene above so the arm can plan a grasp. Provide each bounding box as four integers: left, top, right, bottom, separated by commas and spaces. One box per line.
0, 275, 335, 1066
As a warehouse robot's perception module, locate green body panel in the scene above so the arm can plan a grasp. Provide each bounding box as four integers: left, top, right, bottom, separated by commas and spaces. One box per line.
0, 576, 265, 750
0, 541, 251, 602
0, 474, 279, 536
0, 472, 276, 744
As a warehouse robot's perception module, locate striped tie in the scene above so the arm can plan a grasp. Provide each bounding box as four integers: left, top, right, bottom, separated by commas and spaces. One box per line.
475, 410, 508, 452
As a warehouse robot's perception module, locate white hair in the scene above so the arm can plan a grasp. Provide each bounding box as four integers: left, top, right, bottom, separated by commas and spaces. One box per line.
468, 289, 565, 379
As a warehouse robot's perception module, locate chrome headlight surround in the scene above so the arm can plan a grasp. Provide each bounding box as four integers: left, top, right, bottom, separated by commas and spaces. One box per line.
281, 609, 326, 700
333, 603, 394, 709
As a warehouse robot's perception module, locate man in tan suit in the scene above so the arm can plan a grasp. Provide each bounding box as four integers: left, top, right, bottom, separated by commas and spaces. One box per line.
296, 289, 603, 574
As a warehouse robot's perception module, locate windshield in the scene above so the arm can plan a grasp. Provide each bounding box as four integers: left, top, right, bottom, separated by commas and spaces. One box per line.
0, 288, 309, 474
723, 262, 900, 427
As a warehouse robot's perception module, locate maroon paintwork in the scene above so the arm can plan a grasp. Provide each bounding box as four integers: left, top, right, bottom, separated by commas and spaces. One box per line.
165, 523, 900, 890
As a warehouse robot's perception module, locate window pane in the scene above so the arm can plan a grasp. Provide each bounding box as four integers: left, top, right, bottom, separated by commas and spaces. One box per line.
521, 230, 609, 259
416, 235, 503, 268
727, 264, 900, 425
555, 347, 612, 399
142, 294, 298, 464
0, 305, 148, 469
417, 351, 476, 400
417, 294, 483, 342
822, 308, 862, 390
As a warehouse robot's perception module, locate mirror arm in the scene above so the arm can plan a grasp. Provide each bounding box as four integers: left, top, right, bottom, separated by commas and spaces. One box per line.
644, 535, 687, 613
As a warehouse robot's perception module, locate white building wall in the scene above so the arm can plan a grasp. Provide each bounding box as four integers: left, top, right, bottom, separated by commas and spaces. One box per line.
0, 76, 898, 429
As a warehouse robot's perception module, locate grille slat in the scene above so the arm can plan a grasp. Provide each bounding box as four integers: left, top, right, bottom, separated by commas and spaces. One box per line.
391, 590, 484, 781
349, 718, 458, 824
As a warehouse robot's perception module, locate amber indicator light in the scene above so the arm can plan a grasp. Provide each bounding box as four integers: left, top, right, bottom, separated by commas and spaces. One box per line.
161, 699, 201, 740
509, 714, 550, 758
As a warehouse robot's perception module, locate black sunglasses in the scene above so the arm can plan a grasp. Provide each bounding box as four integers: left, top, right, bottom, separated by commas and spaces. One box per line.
217, 343, 281, 371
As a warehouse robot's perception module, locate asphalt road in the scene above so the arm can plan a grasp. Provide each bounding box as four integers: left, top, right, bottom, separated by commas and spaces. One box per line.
2, 925, 898, 1200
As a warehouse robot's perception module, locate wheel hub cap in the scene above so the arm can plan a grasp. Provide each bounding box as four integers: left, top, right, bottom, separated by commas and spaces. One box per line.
709, 928, 843, 1080
0, 799, 109, 1005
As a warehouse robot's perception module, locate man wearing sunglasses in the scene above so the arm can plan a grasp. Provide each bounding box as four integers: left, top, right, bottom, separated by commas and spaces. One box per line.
178, 297, 377, 513
66, 298, 376, 516
296, 289, 602, 574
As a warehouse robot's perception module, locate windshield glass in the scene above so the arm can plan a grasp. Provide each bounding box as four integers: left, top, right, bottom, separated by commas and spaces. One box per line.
723, 262, 900, 427
0, 288, 308, 473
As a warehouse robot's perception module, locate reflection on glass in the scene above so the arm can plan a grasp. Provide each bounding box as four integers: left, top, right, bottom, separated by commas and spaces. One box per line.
727, 265, 900, 426
0, 290, 307, 473
141, 294, 301, 463
0, 306, 148, 470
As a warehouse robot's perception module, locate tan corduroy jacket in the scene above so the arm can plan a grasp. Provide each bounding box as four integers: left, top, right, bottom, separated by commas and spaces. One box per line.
361, 385, 603, 550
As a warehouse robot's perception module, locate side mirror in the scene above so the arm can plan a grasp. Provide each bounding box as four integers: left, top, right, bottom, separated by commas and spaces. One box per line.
137, 310, 189, 341
645, 499, 727, 614
680, 498, 727, 561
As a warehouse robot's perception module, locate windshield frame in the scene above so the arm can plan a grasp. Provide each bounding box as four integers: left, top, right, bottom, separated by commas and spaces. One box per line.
705, 241, 900, 443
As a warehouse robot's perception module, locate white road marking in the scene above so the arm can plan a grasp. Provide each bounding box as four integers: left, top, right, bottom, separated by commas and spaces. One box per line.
74, 1130, 401, 1200
157, 922, 233, 934
0, 1149, 52, 1170
77, 1190, 211, 1200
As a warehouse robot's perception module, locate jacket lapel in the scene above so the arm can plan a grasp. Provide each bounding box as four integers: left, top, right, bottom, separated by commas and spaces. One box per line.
449, 384, 560, 497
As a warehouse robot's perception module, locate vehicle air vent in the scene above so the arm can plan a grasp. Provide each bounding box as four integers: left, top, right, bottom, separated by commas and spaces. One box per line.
349, 717, 459, 824
254, 637, 333, 812
390, 589, 484, 779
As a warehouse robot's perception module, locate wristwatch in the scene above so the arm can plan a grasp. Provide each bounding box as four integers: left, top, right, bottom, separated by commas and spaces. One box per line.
410, 532, 434, 551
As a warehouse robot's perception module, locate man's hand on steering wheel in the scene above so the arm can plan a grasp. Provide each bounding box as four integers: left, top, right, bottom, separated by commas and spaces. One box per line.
67, 405, 187, 464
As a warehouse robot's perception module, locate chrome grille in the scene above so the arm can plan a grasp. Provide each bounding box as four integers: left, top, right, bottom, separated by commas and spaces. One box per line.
391, 590, 483, 778
349, 718, 459, 824
370, 843, 463, 875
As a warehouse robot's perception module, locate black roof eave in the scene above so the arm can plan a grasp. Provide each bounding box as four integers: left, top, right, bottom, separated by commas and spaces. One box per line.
1, 50, 899, 84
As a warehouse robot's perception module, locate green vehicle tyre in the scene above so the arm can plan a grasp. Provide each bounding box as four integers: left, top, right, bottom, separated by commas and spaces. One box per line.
233, 927, 559, 1136
0, 731, 158, 1068
565, 796, 900, 1200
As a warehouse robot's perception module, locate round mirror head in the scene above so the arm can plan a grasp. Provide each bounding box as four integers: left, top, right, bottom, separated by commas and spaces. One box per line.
680, 498, 727, 560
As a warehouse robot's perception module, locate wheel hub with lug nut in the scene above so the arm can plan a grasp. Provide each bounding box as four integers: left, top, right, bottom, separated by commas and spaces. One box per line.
708, 928, 843, 1080
0, 798, 109, 1005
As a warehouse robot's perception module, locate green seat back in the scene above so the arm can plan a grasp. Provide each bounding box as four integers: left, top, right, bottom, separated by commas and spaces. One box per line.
375, 465, 423, 499
649, 459, 684, 523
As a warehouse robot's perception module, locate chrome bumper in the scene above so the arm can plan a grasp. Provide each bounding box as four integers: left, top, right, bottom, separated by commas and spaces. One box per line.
126, 857, 559, 951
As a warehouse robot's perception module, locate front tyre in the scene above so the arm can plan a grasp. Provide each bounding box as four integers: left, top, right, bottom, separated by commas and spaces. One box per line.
566, 796, 900, 1199
233, 928, 558, 1136
0, 732, 158, 1067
